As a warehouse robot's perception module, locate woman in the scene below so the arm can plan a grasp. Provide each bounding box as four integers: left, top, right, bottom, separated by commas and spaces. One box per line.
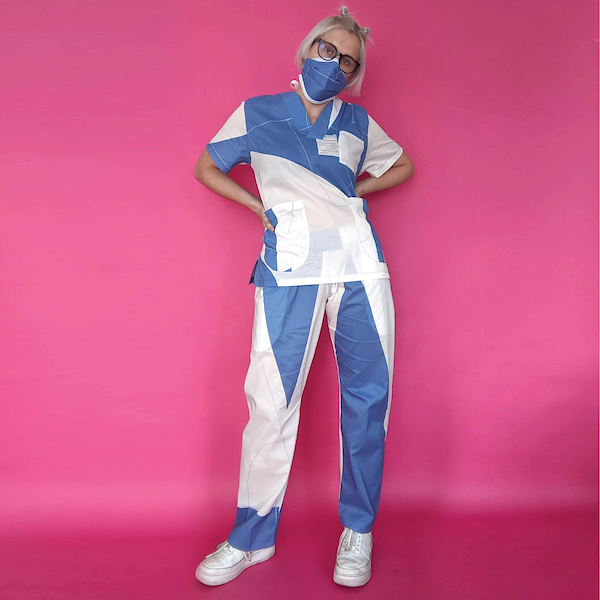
193, 6, 414, 588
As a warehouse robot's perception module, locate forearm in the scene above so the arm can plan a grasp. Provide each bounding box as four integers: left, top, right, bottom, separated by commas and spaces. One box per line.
195, 162, 262, 214
355, 162, 414, 197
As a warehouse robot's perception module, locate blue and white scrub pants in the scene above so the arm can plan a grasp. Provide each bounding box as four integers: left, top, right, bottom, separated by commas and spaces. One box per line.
227, 278, 395, 552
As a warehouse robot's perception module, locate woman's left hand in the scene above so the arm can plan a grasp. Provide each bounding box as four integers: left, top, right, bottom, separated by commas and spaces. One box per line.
354, 153, 415, 198
354, 180, 370, 198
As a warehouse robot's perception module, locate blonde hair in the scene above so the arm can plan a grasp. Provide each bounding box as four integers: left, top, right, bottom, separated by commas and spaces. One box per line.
294, 6, 372, 96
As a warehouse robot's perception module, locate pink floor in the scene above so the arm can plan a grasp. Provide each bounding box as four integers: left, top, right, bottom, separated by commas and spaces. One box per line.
1, 508, 597, 599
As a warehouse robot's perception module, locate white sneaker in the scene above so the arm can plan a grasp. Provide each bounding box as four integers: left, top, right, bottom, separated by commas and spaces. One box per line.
333, 527, 373, 587
195, 540, 276, 586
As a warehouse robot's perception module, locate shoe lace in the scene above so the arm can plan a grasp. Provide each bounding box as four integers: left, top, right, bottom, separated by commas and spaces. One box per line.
226, 542, 253, 562
207, 541, 252, 561
223, 542, 253, 561
342, 529, 363, 552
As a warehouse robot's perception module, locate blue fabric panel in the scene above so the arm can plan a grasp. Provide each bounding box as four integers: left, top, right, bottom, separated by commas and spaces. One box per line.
263, 209, 278, 271
206, 135, 250, 174
282, 93, 333, 140
227, 506, 281, 551
206, 92, 372, 194
334, 281, 389, 533
263, 285, 319, 407
249, 257, 277, 286
244, 92, 366, 198
353, 105, 370, 177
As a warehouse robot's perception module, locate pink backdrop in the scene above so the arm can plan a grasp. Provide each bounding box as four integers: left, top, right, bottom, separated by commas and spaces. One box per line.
1, 0, 597, 557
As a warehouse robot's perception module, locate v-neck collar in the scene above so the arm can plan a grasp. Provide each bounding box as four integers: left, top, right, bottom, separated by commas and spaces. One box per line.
282, 91, 342, 139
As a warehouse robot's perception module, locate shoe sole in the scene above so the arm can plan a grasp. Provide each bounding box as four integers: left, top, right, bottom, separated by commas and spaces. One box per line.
333, 566, 371, 587
195, 545, 276, 586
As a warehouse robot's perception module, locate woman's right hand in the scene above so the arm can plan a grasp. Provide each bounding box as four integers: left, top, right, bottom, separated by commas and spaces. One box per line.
259, 209, 275, 232
250, 199, 275, 232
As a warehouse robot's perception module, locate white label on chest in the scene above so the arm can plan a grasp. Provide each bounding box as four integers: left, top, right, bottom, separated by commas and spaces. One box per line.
316, 134, 339, 157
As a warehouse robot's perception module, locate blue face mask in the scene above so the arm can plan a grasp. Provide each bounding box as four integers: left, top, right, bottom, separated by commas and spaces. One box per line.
298, 57, 347, 104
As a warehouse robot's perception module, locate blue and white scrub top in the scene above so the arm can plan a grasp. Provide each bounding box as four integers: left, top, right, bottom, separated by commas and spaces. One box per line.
206, 91, 404, 287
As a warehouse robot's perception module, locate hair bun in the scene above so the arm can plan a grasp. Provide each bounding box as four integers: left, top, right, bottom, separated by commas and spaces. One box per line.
363, 27, 370, 35
340, 6, 349, 16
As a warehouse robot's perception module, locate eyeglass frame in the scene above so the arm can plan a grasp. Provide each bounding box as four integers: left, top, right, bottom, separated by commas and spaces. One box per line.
314, 38, 361, 74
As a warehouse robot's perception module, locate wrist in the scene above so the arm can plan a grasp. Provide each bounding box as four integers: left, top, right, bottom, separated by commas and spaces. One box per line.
247, 196, 263, 215
355, 178, 371, 197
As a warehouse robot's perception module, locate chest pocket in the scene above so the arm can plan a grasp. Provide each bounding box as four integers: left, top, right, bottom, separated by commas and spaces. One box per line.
338, 131, 365, 175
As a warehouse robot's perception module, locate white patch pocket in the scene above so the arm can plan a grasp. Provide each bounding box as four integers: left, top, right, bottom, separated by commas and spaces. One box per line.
265, 200, 310, 272
338, 131, 365, 175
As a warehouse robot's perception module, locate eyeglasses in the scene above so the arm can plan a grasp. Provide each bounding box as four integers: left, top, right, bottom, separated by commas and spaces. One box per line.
315, 38, 360, 74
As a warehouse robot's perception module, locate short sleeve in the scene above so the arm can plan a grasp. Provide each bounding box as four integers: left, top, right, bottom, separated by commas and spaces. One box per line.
206, 101, 251, 174
359, 115, 404, 178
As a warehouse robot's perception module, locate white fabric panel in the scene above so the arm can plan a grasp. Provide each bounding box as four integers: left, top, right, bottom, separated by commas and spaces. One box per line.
209, 101, 247, 143
328, 97, 343, 129
321, 283, 345, 500
240, 288, 290, 515
359, 114, 404, 178
238, 286, 327, 513
269, 200, 310, 272
252, 152, 390, 285
338, 130, 365, 175
250, 150, 351, 212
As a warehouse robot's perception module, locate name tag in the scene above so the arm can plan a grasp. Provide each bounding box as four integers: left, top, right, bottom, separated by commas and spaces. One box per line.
316, 134, 339, 157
